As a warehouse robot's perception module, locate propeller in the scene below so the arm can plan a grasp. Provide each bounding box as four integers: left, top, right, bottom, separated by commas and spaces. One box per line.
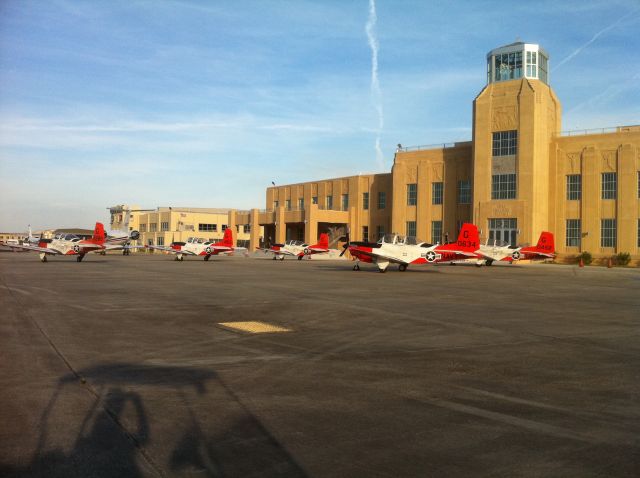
339, 228, 350, 257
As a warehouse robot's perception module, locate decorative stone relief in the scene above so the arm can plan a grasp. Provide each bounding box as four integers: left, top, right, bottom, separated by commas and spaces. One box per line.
432, 167, 443, 182
407, 167, 417, 183
492, 106, 518, 131
492, 204, 512, 216
601, 150, 616, 171
566, 152, 580, 173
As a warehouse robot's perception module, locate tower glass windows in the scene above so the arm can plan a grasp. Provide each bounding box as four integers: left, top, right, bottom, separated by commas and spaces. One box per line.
487, 43, 549, 85
491, 174, 516, 200
492, 131, 518, 156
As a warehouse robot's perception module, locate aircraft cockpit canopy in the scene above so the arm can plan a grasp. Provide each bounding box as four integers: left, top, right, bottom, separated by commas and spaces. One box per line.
56, 233, 80, 241
379, 234, 426, 246
287, 240, 307, 247
186, 237, 207, 244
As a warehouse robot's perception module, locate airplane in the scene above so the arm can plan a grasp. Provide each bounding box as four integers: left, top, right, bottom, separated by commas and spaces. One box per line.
341, 223, 480, 272
260, 233, 330, 260
3, 223, 109, 262
146, 227, 239, 261
474, 231, 555, 266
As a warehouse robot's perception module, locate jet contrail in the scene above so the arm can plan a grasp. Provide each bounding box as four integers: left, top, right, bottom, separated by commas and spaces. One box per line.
553, 8, 639, 72
366, 0, 384, 170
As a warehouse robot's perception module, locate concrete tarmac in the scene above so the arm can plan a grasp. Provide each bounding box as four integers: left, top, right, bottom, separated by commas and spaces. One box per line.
1, 252, 639, 477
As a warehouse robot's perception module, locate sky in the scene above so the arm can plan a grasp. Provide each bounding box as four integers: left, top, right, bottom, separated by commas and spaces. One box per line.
1, 0, 639, 231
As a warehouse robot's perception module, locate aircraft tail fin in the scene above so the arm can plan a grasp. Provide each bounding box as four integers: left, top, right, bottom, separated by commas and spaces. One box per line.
92, 222, 106, 243
535, 231, 555, 254
317, 233, 329, 249
456, 223, 479, 251
222, 227, 234, 247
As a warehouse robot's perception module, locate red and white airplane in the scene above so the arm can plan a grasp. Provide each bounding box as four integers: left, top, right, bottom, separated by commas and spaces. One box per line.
4, 223, 109, 262
474, 231, 555, 265
260, 233, 330, 260
147, 228, 239, 261
342, 223, 480, 272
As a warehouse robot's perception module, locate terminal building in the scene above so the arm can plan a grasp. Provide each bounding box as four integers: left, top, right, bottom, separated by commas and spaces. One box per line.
244, 42, 640, 263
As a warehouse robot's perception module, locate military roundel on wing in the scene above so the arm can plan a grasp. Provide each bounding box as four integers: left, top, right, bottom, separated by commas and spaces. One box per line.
73, 244, 80, 253
205, 247, 212, 254
426, 251, 437, 262
512, 250, 521, 260
303, 248, 310, 255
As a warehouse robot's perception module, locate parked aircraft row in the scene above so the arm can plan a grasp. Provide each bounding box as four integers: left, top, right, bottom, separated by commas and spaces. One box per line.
342, 223, 554, 272
1, 222, 555, 271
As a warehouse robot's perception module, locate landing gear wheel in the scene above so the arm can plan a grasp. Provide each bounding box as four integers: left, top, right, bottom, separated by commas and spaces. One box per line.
272, 256, 277, 260
175, 256, 180, 261
378, 268, 387, 273
204, 255, 210, 261
76, 255, 84, 262
280, 256, 285, 261
353, 264, 360, 271
486, 260, 493, 266
399, 264, 407, 272
40, 255, 47, 263
298, 255, 303, 260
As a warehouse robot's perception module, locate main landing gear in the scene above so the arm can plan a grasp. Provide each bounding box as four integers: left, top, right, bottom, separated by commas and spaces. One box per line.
398, 264, 407, 272
175, 255, 184, 261
39, 253, 47, 263
353, 263, 360, 271
76, 254, 85, 262
204, 255, 210, 261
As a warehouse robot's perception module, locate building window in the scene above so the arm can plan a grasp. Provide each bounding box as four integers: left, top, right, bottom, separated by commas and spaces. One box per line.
431, 221, 442, 244
298, 198, 304, 210
407, 184, 417, 206
285, 199, 292, 210
326, 195, 333, 210
492, 130, 518, 156
601, 173, 617, 199
406, 221, 416, 237
149, 223, 157, 232
312, 196, 318, 204
567, 175, 581, 200
157, 237, 164, 246
601, 219, 616, 248
139, 224, 147, 232
363, 192, 369, 210
378, 191, 386, 209
160, 222, 169, 231
457, 180, 471, 204
491, 174, 516, 199
432, 182, 443, 205
494, 51, 522, 82
244, 224, 251, 234
341, 194, 349, 211
362, 226, 369, 243
198, 224, 217, 232
376, 225, 385, 240
273, 200, 279, 209
525, 50, 537, 78
566, 219, 581, 247
147, 238, 154, 246
222, 224, 228, 231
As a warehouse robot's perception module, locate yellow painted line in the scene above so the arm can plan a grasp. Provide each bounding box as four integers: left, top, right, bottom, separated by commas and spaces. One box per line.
218, 321, 291, 334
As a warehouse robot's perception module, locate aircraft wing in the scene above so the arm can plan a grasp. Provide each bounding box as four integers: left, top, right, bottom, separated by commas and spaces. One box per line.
264, 248, 296, 256
146, 245, 197, 255
306, 247, 329, 253
0, 243, 63, 255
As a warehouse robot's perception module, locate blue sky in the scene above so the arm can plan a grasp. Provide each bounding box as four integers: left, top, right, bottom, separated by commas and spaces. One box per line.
1, 0, 639, 231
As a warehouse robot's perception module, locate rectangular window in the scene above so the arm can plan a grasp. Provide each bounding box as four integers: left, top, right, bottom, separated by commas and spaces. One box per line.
566, 219, 581, 247
457, 180, 471, 204
431, 221, 442, 245
222, 224, 228, 231
198, 224, 217, 232
492, 130, 518, 156
285, 199, 292, 210
494, 52, 523, 81
363, 192, 369, 210
406, 221, 416, 237
378, 191, 386, 209
407, 184, 417, 206
362, 226, 369, 243
149, 223, 157, 232
601, 172, 617, 199
491, 174, 516, 199
157, 237, 164, 246
298, 198, 304, 210
244, 224, 251, 234
341, 194, 349, 211
139, 224, 147, 232
161, 222, 169, 231
601, 219, 616, 248
376, 225, 385, 240
432, 182, 443, 205
326, 195, 333, 210
566, 175, 581, 200
273, 200, 279, 209
312, 196, 318, 205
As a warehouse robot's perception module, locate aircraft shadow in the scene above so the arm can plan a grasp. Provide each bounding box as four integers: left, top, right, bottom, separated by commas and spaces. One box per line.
1, 362, 307, 478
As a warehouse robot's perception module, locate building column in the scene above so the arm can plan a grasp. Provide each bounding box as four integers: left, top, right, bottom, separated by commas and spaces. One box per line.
304, 204, 318, 244
617, 144, 637, 253
275, 207, 286, 244
249, 208, 260, 251
227, 209, 237, 246
581, 147, 599, 253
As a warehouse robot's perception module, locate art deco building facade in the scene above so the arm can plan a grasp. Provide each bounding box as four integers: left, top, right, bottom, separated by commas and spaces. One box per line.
251, 42, 640, 263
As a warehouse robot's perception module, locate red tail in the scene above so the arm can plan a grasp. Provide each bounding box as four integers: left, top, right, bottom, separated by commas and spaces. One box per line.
455, 223, 479, 251
535, 231, 554, 254
92, 222, 106, 243
315, 233, 329, 249
218, 228, 233, 248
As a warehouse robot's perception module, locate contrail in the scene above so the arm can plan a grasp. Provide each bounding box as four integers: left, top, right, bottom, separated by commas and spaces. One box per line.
553, 8, 639, 72
366, 0, 384, 170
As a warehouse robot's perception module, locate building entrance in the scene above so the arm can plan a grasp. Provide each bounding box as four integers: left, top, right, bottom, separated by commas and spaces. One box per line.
488, 218, 517, 246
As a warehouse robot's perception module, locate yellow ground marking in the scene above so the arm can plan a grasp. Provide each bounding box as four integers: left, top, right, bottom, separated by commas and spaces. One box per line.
218, 321, 291, 334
